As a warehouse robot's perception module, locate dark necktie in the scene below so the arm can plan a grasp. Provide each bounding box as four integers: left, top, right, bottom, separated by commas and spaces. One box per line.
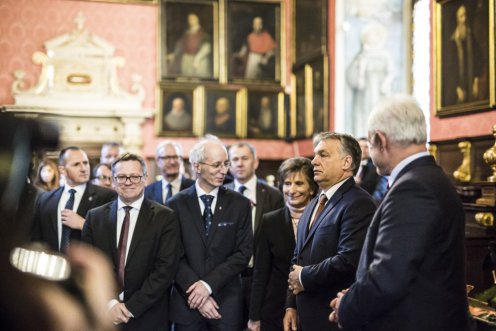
118, 206, 132, 290
310, 194, 328, 229
200, 195, 214, 236
60, 188, 76, 253
165, 183, 173, 203
238, 185, 247, 195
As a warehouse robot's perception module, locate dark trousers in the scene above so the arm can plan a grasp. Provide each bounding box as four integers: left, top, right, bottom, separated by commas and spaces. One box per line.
241, 268, 253, 330
174, 319, 242, 331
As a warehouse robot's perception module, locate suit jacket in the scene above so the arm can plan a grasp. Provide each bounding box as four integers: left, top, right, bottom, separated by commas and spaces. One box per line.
249, 207, 295, 328
32, 183, 116, 251
338, 156, 469, 331
287, 177, 376, 331
82, 198, 181, 331
144, 176, 194, 205
167, 185, 253, 325
224, 179, 284, 235
358, 159, 380, 195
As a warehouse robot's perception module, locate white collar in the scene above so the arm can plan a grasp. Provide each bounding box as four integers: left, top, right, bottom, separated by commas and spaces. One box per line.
117, 194, 144, 211
234, 175, 257, 192
64, 183, 87, 195
195, 181, 220, 198
388, 151, 430, 187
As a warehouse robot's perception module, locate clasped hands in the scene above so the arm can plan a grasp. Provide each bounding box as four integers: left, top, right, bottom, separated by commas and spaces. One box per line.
187, 281, 222, 320
329, 288, 348, 328
288, 265, 304, 295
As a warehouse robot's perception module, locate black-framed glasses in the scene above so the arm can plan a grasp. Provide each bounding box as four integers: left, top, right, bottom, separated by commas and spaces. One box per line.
157, 155, 180, 161
199, 161, 231, 170
114, 175, 143, 184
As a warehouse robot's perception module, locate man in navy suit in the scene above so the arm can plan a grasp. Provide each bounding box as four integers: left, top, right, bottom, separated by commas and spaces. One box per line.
224, 142, 284, 328
168, 138, 253, 331
145, 140, 194, 204
32, 146, 116, 252
284, 132, 376, 331
83, 153, 181, 330
330, 95, 469, 331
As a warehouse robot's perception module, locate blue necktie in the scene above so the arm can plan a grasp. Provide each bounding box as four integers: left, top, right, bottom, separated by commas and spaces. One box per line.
165, 183, 173, 203
200, 195, 214, 236
60, 189, 76, 253
238, 185, 247, 195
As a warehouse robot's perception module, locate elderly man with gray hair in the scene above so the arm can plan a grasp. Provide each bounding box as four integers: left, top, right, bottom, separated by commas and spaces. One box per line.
145, 140, 194, 205
167, 138, 253, 331
330, 95, 469, 331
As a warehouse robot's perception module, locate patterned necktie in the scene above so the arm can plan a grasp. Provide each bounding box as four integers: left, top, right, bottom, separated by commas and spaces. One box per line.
118, 206, 132, 290
165, 183, 173, 203
310, 194, 328, 229
60, 188, 76, 253
238, 185, 247, 195
200, 195, 214, 236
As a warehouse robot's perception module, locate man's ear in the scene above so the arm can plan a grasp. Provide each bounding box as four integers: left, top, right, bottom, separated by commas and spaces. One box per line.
342, 155, 353, 171
254, 157, 259, 171
58, 165, 66, 177
373, 131, 388, 151
193, 162, 201, 174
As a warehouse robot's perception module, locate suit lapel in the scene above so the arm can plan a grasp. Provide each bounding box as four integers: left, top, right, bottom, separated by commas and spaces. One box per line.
154, 181, 163, 204
254, 181, 266, 232
77, 183, 94, 216
108, 200, 119, 268
186, 186, 208, 246
207, 187, 228, 245
297, 197, 317, 252
126, 199, 152, 263
49, 188, 64, 236
283, 208, 296, 246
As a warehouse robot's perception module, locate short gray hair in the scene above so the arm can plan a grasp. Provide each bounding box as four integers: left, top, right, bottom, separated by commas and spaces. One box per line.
368, 95, 427, 146
313, 132, 362, 175
189, 139, 227, 164
156, 140, 183, 157
229, 142, 257, 159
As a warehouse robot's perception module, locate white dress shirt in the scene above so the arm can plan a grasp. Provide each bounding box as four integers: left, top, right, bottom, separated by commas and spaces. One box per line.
388, 151, 430, 188
162, 175, 182, 203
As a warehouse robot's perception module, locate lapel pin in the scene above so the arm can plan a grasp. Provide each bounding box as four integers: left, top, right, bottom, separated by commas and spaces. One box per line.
88, 196, 93, 201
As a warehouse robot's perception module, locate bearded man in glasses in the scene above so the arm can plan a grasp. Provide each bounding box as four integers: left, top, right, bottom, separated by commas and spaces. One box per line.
83, 153, 181, 330
167, 138, 253, 331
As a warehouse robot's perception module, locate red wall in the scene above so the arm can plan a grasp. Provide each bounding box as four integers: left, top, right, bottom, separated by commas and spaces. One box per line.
0, 0, 314, 159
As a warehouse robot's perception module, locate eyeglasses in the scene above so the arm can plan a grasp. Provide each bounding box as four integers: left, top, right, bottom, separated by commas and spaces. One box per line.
157, 155, 180, 161
96, 175, 112, 181
114, 175, 143, 184
199, 161, 231, 170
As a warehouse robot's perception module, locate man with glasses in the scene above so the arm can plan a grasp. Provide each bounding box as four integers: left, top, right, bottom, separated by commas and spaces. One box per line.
32, 146, 116, 252
83, 153, 181, 330
145, 140, 194, 205
91, 163, 113, 189
167, 139, 252, 331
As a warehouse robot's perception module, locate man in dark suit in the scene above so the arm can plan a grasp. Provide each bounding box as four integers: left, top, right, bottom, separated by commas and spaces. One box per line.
32, 146, 116, 252
284, 132, 376, 331
168, 139, 253, 331
145, 140, 194, 204
330, 96, 470, 331
82, 153, 181, 330
225, 142, 284, 328
356, 138, 388, 202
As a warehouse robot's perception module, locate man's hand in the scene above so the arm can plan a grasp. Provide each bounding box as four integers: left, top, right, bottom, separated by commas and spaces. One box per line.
283, 308, 298, 331
329, 288, 348, 328
108, 302, 132, 325
61, 209, 85, 230
187, 281, 210, 309
288, 265, 304, 295
247, 319, 261, 331
198, 297, 221, 320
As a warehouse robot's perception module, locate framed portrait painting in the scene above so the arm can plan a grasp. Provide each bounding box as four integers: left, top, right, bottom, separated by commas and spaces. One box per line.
293, 0, 327, 65
160, 0, 218, 80
308, 55, 329, 134
291, 64, 313, 138
434, 0, 495, 116
199, 86, 247, 138
247, 87, 285, 139
156, 84, 198, 137
226, 0, 284, 84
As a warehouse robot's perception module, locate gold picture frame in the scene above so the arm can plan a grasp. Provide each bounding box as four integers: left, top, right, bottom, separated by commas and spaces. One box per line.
156, 83, 201, 137
160, 0, 219, 81
246, 86, 285, 139
434, 0, 495, 116
198, 85, 247, 138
